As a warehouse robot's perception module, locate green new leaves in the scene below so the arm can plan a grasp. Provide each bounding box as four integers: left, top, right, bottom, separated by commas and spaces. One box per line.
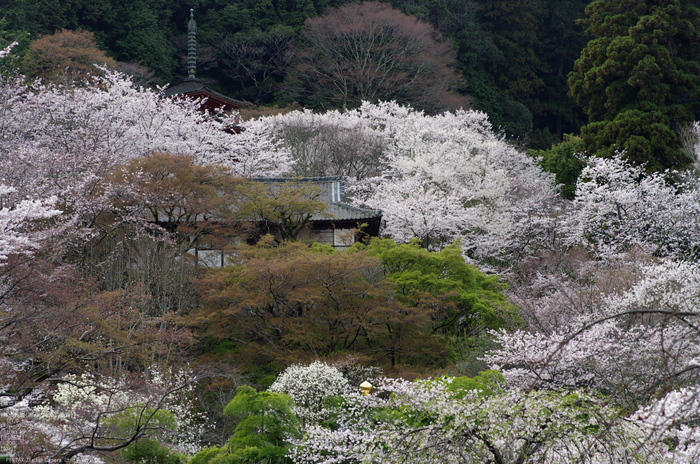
361, 239, 518, 336
196, 239, 515, 370
193, 386, 299, 464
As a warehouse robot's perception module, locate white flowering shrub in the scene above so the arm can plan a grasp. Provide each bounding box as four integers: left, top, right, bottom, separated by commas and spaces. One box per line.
0, 185, 61, 262
1, 368, 203, 462
268, 361, 350, 426
0, 42, 17, 59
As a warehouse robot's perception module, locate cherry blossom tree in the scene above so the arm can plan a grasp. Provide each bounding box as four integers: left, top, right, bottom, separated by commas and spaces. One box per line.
256, 101, 560, 267
2, 369, 202, 462
561, 155, 700, 259
0, 185, 61, 262
0, 69, 292, 250
349, 101, 559, 266
486, 260, 700, 410
291, 376, 665, 464
631, 386, 700, 463
259, 108, 389, 181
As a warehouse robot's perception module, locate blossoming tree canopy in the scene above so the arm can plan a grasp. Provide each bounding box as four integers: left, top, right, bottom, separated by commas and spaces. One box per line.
261, 101, 560, 266
0, 69, 292, 205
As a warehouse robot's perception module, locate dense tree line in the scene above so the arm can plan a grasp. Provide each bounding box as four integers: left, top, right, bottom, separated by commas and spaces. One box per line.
5, 0, 699, 160
1, 0, 592, 144
570, 0, 700, 171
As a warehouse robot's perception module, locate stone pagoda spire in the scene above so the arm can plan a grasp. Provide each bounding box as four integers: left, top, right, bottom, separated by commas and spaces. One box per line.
186, 9, 197, 81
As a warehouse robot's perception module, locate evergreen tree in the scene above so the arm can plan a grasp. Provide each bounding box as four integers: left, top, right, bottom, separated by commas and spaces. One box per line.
569, 0, 700, 171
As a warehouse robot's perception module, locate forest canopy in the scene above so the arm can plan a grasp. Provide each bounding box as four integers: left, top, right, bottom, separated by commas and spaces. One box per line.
1, 0, 592, 145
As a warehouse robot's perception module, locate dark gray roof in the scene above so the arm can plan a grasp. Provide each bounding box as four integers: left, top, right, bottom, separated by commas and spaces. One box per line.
322, 201, 382, 222
162, 79, 206, 97
253, 177, 382, 222
162, 80, 246, 108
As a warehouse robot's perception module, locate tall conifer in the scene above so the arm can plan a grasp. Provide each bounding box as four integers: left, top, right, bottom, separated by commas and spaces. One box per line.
569, 0, 700, 171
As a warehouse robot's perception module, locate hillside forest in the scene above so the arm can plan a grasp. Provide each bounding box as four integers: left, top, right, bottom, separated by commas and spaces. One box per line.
3, 0, 700, 463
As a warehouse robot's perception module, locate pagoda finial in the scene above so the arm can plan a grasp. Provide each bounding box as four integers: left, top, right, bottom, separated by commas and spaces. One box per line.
187, 8, 197, 81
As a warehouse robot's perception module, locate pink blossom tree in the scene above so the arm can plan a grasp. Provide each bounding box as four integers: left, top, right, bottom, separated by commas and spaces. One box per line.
486, 260, 700, 409
0, 185, 61, 262
353, 102, 559, 266
561, 155, 700, 260
0, 70, 292, 242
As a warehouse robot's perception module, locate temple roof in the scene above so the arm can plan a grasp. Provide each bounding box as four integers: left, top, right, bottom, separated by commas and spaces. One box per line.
253, 176, 383, 223
162, 9, 246, 114
163, 80, 246, 114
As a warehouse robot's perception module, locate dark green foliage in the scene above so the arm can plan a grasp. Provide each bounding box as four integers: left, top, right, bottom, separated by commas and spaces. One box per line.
475, 0, 544, 140
3, 0, 592, 135
216, 26, 296, 103
533, 134, 586, 199
533, 0, 589, 141
98, 1, 177, 81
1, 0, 178, 82
0, 18, 30, 75
569, 0, 700, 171
0, 0, 344, 84
474, 0, 590, 142
1, 0, 89, 33
186, 0, 348, 97
390, 0, 588, 141
477, 0, 545, 111
391, 0, 537, 138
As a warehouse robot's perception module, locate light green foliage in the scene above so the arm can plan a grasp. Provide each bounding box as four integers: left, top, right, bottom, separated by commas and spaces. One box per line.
569, 0, 700, 171
196, 239, 440, 368
359, 239, 518, 336
120, 440, 185, 464
446, 370, 507, 399
108, 405, 178, 434
108, 407, 185, 464
192, 386, 300, 464
417, 370, 506, 406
